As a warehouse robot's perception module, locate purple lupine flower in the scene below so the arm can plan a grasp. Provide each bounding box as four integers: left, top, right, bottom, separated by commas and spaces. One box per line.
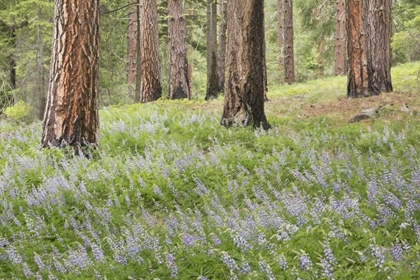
53, 258, 67, 273
23, 262, 34, 278
390, 243, 404, 261
142, 208, 156, 227
232, 232, 252, 252
193, 177, 210, 196
220, 252, 239, 271
210, 233, 222, 246
181, 233, 195, 247
320, 258, 334, 279
166, 252, 178, 278
370, 244, 385, 271
91, 243, 105, 263
299, 252, 313, 271
276, 255, 288, 270
34, 253, 45, 271
240, 262, 251, 275
258, 260, 275, 280
7, 247, 22, 264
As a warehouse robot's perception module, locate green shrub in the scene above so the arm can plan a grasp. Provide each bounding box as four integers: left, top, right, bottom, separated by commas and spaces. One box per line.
3, 100, 33, 123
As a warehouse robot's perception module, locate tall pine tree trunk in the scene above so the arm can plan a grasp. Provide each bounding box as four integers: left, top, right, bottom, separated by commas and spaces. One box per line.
334, 0, 346, 76
277, 0, 285, 84
42, 0, 100, 153
221, 0, 270, 130
284, 0, 294, 85
217, 0, 227, 93
127, 0, 138, 85
347, 0, 392, 97
205, 0, 219, 100
138, 0, 162, 102
347, 0, 369, 97
365, 0, 393, 93
188, 7, 194, 99
168, 0, 190, 99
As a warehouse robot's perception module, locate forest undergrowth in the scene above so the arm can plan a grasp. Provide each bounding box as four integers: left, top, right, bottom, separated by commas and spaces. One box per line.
0, 62, 420, 279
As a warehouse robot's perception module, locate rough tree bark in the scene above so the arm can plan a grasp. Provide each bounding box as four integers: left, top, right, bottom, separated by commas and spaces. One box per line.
277, 0, 285, 84
221, 0, 270, 130
334, 0, 346, 76
217, 0, 227, 93
347, 0, 392, 97
205, 0, 219, 100
138, 0, 162, 102
364, 0, 393, 94
168, 0, 190, 99
347, 0, 369, 97
127, 0, 138, 85
42, 0, 100, 154
283, 0, 294, 85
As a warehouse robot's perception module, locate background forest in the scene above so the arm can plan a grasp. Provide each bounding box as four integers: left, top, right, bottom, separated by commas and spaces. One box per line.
0, 0, 419, 120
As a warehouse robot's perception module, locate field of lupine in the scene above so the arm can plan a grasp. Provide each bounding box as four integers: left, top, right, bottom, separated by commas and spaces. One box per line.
1, 64, 420, 279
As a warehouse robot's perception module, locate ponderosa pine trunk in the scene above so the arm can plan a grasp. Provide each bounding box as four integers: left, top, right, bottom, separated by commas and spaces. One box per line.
284, 0, 294, 84
364, 0, 393, 94
277, 0, 285, 84
347, 0, 392, 97
347, 0, 369, 97
168, 0, 190, 99
42, 0, 100, 153
217, 0, 227, 92
138, 0, 162, 102
334, 0, 346, 76
221, 0, 270, 130
205, 0, 219, 100
127, 0, 138, 85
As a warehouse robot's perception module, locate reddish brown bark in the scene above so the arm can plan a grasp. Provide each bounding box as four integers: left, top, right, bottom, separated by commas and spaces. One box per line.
42, 0, 100, 153
138, 0, 162, 102
221, 0, 270, 130
347, 0, 392, 97
364, 0, 393, 93
168, 0, 190, 99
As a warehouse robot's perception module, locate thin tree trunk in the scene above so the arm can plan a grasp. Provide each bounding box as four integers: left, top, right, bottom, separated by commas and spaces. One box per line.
334, 0, 346, 76
217, 0, 227, 92
42, 0, 100, 154
221, 0, 270, 130
168, 0, 190, 99
127, 0, 138, 85
36, 11, 47, 121
205, 0, 219, 100
138, 0, 162, 102
364, 0, 393, 93
188, 8, 194, 99
135, 0, 142, 100
277, 0, 285, 84
347, 0, 369, 97
284, 0, 294, 85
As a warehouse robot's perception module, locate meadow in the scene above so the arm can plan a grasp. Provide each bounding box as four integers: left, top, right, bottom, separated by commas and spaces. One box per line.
0, 62, 420, 279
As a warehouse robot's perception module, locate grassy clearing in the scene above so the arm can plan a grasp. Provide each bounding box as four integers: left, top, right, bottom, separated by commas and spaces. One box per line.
0, 63, 420, 279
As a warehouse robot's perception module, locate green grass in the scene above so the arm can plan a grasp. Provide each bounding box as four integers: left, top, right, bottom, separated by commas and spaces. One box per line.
0, 62, 420, 279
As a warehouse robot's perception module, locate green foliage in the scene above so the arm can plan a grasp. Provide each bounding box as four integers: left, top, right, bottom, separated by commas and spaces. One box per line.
1, 65, 420, 278
3, 100, 33, 123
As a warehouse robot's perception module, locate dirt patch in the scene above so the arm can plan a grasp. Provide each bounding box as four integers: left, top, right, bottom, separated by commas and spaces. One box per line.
302, 91, 419, 121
